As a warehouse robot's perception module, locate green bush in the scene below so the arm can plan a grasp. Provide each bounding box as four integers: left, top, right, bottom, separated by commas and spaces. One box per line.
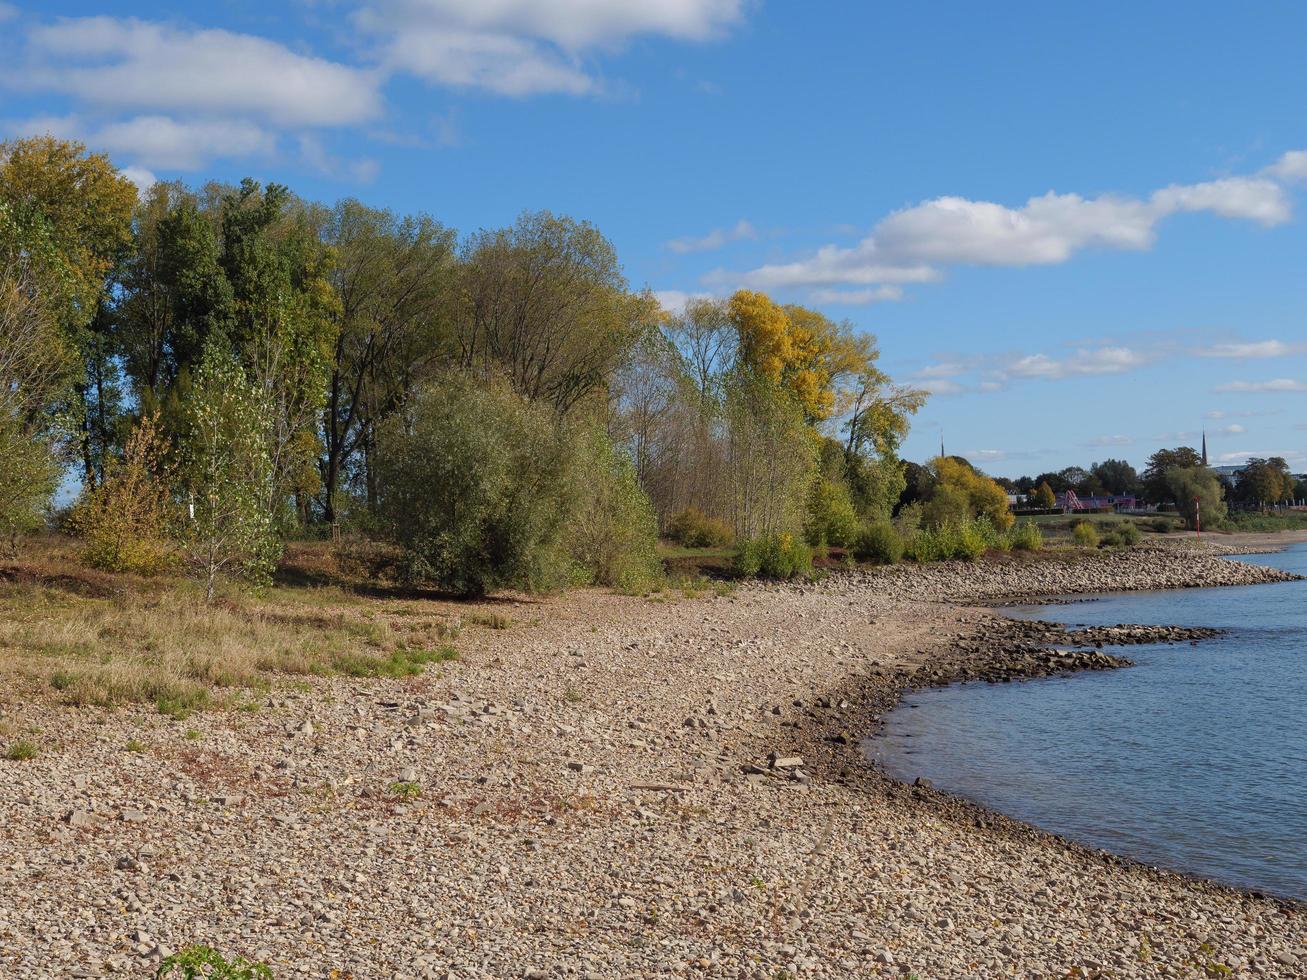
852, 521, 903, 565
1072, 521, 1099, 548
564, 425, 663, 593
904, 520, 987, 562
1149, 516, 1176, 533
1106, 521, 1141, 547
376, 376, 573, 597
733, 533, 813, 580
1008, 521, 1043, 551
804, 477, 858, 548
666, 507, 734, 548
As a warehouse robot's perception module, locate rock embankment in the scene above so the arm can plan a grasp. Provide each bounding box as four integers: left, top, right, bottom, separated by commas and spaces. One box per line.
836, 545, 1301, 605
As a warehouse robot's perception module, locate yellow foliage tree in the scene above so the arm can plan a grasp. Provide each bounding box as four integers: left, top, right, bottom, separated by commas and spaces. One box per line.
924, 456, 1015, 531
727, 290, 873, 423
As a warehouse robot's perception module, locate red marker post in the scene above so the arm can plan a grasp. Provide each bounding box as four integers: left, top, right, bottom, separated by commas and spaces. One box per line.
1194, 495, 1201, 540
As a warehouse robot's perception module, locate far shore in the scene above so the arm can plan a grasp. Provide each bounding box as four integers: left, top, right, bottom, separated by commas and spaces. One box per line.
1, 540, 1304, 977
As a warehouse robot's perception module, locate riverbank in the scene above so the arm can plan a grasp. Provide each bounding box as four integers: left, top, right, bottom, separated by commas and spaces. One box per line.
0, 545, 1303, 977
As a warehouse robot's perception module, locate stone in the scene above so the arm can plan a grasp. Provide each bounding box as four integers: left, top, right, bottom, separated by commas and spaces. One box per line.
211, 793, 244, 807
120, 809, 148, 823
295, 719, 315, 737
567, 762, 594, 774
768, 753, 803, 769
64, 809, 96, 829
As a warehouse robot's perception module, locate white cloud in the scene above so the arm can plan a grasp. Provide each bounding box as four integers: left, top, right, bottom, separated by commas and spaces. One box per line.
356, 0, 741, 96
1214, 423, 1247, 435
119, 165, 157, 192
919, 378, 964, 396
652, 289, 714, 315
1084, 435, 1135, 448
1005, 346, 1147, 380
13, 17, 383, 127
1194, 339, 1307, 358
731, 159, 1299, 293
6, 113, 277, 171
807, 285, 903, 305
1215, 378, 1307, 393
666, 219, 757, 254
1218, 449, 1307, 465
1266, 149, 1307, 183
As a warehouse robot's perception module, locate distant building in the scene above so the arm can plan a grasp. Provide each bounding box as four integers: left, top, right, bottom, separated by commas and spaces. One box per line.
1055, 491, 1144, 512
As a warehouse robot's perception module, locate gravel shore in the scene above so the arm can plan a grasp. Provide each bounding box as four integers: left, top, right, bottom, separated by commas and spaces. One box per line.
0, 545, 1303, 978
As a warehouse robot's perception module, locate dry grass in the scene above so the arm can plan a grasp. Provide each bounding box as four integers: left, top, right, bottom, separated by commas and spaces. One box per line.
0, 538, 468, 716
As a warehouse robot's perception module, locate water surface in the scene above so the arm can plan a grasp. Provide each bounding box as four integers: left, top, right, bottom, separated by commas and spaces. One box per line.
869, 543, 1307, 899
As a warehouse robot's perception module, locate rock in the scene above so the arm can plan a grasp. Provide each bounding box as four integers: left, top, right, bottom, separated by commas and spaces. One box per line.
211, 793, 244, 807
115, 856, 140, 872
295, 719, 315, 736
64, 809, 96, 829
768, 753, 803, 769
398, 767, 418, 783
875, 950, 894, 965
566, 762, 594, 774
119, 809, 148, 823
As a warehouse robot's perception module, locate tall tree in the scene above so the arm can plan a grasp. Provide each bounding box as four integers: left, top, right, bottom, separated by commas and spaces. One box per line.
1142, 446, 1203, 503
455, 211, 654, 415
319, 200, 456, 521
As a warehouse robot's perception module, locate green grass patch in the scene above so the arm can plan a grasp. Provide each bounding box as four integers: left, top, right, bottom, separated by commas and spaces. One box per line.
4, 739, 39, 761
332, 644, 458, 678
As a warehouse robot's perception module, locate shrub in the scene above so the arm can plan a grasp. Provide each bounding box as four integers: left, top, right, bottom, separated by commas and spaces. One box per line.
1009, 521, 1043, 551
904, 518, 991, 562
1110, 521, 1141, 547
666, 507, 735, 549
71, 412, 177, 575
953, 520, 988, 560
804, 477, 858, 548
1149, 516, 1175, 533
376, 375, 573, 597
0, 409, 59, 558
1072, 521, 1099, 548
4, 739, 38, 761
734, 533, 813, 580
564, 425, 663, 593
853, 521, 903, 565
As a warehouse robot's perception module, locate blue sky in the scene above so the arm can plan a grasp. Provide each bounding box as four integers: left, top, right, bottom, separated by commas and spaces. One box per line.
2, 1, 1306, 477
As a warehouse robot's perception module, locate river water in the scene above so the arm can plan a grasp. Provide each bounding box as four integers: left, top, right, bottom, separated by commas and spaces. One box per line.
868, 543, 1307, 900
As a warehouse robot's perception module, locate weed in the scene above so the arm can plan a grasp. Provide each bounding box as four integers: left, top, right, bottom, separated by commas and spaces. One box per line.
155, 944, 273, 979
4, 739, 38, 761
563, 686, 583, 703
332, 645, 458, 679
387, 780, 422, 801
466, 612, 511, 630
184, 729, 203, 741
125, 738, 146, 753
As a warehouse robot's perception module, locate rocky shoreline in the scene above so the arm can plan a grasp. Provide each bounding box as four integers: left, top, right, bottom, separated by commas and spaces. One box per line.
0, 544, 1303, 977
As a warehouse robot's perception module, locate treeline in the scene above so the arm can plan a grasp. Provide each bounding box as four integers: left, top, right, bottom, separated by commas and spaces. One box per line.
1006, 450, 1306, 529
5, 138, 1055, 594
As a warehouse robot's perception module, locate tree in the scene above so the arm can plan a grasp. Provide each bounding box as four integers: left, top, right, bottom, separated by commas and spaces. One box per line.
0, 136, 137, 486
176, 350, 279, 601
1236, 457, 1293, 509
1166, 467, 1225, 531
727, 290, 874, 424
319, 200, 456, 521
455, 211, 653, 415
1091, 458, 1140, 496
0, 207, 69, 555
922, 456, 1015, 531
1033, 481, 1058, 509
1143, 447, 1202, 504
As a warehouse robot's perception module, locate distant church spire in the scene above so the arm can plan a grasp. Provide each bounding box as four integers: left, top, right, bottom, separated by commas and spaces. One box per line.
1202, 430, 1208, 466
940, 431, 945, 459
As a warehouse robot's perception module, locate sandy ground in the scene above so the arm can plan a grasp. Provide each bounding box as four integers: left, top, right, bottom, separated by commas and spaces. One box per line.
0, 545, 1303, 979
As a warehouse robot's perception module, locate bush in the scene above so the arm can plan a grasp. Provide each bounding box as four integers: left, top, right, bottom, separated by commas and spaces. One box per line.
376, 375, 573, 597
1009, 521, 1043, 551
904, 519, 987, 562
565, 425, 663, 593
71, 413, 177, 575
734, 533, 813, 580
1072, 521, 1099, 548
804, 477, 858, 548
1149, 516, 1176, 533
853, 521, 903, 565
666, 507, 734, 548
156, 944, 272, 979
1107, 521, 1141, 547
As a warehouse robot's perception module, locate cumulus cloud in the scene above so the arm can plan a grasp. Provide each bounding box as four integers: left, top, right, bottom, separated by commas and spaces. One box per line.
666, 219, 757, 254
652, 289, 715, 315
1083, 435, 1135, 448
730, 160, 1300, 294
1004, 346, 1147, 380
1195, 339, 1307, 358
1266, 149, 1307, 183
12, 18, 384, 127
1218, 449, 1307, 465
356, 0, 741, 95
7, 113, 277, 171
119, 165, 157, 192
1215, 378, 1307, 393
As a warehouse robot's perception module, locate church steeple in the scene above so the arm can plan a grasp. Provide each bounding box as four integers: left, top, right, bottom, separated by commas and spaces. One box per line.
1202, 430, 1208, 467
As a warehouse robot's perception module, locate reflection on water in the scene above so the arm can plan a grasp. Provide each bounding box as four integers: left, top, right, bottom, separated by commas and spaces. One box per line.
868, 544, 1307, 900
